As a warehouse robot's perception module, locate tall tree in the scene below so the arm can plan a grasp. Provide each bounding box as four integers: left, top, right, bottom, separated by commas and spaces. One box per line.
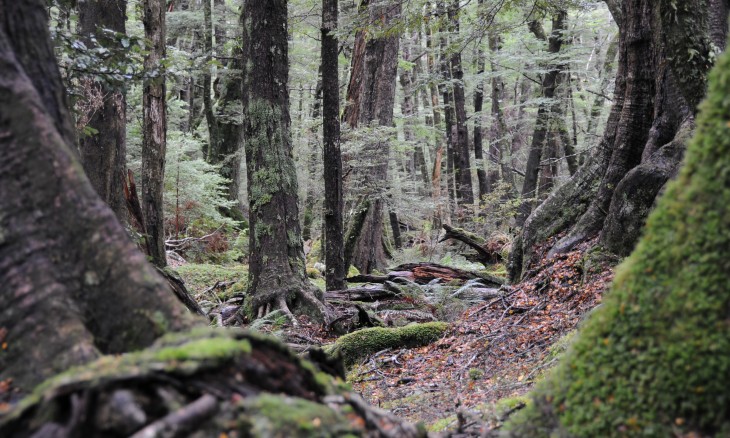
141, 0, 168, 267
77, 0, 128, 219
511, 0, 727, 279
343, 0, 401, 274
516, 10, 567, 226
447, 0, 474, 208
322, 0, 346, 290
241, 0, 327, 320
0, 0, 193, 395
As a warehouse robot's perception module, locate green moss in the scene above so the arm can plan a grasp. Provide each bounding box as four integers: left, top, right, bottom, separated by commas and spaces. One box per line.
154, 337, 251, 362
504, 42, 730, 437
329, 322, 448, 367
237, 394, 358, 437
175, 263, 248, 295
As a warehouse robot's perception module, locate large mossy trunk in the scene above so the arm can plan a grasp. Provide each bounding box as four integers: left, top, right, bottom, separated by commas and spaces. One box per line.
505, 41, 730, 437
240, 0, 327, 321
510, 0, 726, 280
0, 0, 194, 396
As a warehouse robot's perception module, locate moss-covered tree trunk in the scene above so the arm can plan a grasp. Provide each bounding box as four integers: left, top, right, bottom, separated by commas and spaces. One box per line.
510, 0, 726, 279
240, 0, 327, 321
0, 0, 194, 396
141, 0, 168, 267
77, 0, 128, 220
506, 37, 730, 437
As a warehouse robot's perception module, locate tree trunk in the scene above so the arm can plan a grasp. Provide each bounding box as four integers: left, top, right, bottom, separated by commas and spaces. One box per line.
344, 1, 401, 274
142, 0, 168, 267
202, 0, 218, 163
487, 31, 513, 194
473, 27, 490, 200
241, 0, 327, 321
77, 0, 128, 220
0, 0, 194, 395
447, 1, 474, 208
511, 0, 725, 280
516, 10, 567, 226
322, 0, 346, 291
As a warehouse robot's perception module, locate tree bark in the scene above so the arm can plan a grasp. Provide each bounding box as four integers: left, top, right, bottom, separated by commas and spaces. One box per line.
344, 1, 401, 274
322, 0, 346, 291
77, 0, 128, 220
142, 0, 168, 267
447, 0, 474, 208
241, 0, 327, 321
0, 0, 194, 395
473, 26, 489, 200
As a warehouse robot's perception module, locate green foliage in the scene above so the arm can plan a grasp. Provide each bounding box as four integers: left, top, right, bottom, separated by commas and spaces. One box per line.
505, 41, 730, 437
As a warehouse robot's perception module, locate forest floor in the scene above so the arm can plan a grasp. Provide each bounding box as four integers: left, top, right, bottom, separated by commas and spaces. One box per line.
177, 238, 617, 432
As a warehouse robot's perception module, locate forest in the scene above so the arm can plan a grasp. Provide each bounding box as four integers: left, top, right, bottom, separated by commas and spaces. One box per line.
1, 0, 729, 436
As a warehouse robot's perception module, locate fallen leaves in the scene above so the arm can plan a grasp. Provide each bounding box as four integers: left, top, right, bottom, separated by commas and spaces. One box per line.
351, 238, 615, 426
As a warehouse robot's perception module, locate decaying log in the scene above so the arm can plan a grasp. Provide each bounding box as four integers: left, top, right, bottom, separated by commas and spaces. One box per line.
348, 262, 505, 288
325, 286, 400, 302
440, 224, 502, 266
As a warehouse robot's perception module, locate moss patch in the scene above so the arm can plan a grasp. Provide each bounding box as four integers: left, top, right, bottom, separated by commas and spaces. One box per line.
504, 40, 730, 437
329, 322, 448, 367
237, 393, 358, 437
175, 263, 248, 295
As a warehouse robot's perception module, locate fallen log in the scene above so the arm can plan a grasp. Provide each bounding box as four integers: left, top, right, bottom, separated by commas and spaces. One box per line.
390, 262, 505, 287
324, 286, 400, 302
440, 224, 503, 266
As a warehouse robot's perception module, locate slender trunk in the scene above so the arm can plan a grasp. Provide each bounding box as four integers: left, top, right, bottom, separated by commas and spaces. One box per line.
202, 0, 218, 160
142, 0, 168, 267
448, 1, 474, 208
473, 38, 489, 200
77, 0, 128, 220
321, 0, 346, 290
517, 11, 567, 226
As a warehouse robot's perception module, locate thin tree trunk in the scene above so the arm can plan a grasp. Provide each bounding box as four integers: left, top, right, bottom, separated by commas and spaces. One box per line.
447, 0, 474, 208
516, 11, 567, 226
202, 0, 218, 160
142, 0, 168, 267
322, 0, 346, 290
473, 34, 489, 200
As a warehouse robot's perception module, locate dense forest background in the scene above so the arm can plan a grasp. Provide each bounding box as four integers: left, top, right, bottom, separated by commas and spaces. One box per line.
1, 0, 729, 436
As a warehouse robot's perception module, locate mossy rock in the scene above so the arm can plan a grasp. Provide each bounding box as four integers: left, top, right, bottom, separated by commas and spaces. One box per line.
175, 263, 249, 295
328, 322, 448, 367
504, 41, 730, 437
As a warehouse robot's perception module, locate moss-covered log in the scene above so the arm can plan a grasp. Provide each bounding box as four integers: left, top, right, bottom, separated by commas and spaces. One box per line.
504, 39, 730, 437
328, 322, 448, 367
0, 328, 424, 437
